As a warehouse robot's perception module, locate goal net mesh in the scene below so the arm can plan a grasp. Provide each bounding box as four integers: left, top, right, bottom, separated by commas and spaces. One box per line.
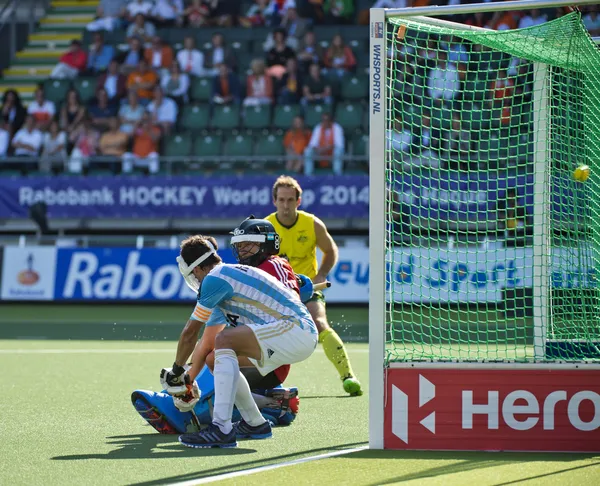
384, 11, 600, 363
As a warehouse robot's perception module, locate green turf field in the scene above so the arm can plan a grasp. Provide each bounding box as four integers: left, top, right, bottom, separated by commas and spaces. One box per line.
1, 306, 599, 485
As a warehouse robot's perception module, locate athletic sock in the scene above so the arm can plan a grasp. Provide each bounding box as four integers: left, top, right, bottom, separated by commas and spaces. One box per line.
319, 328, 356, 381
212, 348, 239, 434
235, 372, 267, 427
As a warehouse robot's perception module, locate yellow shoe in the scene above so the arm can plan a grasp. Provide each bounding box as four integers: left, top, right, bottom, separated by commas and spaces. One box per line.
343, 377, 363, 396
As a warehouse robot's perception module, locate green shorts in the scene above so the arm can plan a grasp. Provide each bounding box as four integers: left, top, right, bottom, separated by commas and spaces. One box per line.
307, 290, 326, 305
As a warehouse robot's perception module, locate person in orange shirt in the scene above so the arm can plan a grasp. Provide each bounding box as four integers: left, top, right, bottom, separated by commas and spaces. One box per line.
122, 113, 161, 174
283, 115, 311, 173
144, 36, 174, 74
127, 59, 158, 105
304, 112, 345, 175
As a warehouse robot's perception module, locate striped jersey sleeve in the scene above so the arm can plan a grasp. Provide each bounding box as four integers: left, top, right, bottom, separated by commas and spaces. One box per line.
189, 274, 234, 322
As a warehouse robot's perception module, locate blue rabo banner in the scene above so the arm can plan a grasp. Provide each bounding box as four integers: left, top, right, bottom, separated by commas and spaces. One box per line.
0, 175, 370, 219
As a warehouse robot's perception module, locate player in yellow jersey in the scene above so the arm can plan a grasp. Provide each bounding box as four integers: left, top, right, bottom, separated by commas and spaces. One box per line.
265, 175, 363, 396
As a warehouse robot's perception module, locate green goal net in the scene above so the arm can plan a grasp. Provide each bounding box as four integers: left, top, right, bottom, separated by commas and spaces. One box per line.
384, 12, 600, 363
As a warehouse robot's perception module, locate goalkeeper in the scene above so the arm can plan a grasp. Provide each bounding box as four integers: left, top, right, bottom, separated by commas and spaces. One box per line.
131, 218, 313, 434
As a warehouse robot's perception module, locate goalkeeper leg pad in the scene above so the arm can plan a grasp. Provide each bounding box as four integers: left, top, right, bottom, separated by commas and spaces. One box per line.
256, 386, 299, 426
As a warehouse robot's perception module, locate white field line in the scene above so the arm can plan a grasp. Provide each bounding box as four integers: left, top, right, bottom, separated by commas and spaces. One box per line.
169, 446, 368, 486
0, 348, 369, 355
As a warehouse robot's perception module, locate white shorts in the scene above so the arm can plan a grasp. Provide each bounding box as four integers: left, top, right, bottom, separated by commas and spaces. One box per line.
246, 318, 318, 376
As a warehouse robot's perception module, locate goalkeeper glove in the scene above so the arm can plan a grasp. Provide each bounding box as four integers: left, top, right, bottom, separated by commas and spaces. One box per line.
160, 363, 188, 396
173, 376, 200, 413
297, 274, 314, 303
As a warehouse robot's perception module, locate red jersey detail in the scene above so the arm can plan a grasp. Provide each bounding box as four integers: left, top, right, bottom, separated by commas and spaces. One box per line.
258, 256, 300, 296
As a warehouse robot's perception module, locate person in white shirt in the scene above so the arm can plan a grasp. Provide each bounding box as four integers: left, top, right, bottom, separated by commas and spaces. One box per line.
161, 62, 190, 105
11, 115, 43, 173
146, 86, 178, 134
152, 0, 184, 27
41, 119, 67, 171
126, 0, 154, 21
304, 112, 345, 176
0, 120, 9, 157
27, 87, 56, 132
427, 51, 460, 103
176, 36, 206, 78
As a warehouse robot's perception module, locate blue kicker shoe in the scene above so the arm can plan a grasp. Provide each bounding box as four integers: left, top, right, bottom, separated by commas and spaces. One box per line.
179, 423, 237, 449
234, 419, 273, 440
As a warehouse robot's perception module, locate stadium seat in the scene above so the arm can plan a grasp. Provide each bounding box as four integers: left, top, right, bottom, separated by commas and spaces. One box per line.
273, 104, 301, 129
189, 77, 212, 103
164, 133, 192, 158
340, 74, 369, 100
73, 77, 97, 104
211, 104, 240, 130
242, 105, 271, 130
304, 103, 332, 128
254, 133, 284, 157
193, 134, 222, 157
335, 102, 364, 131
179, 104, 210, 132
223, 132, 253, 159
43, 79, 70, 105
352, 133, 369, 156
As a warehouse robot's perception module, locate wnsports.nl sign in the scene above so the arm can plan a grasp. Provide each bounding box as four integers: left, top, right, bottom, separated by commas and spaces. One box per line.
384, 366, 600, 452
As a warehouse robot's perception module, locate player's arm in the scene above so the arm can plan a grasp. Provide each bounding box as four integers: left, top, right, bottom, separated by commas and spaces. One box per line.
188, 323, 226, 381
174, 318, 205, 368
314, 216, 338, 284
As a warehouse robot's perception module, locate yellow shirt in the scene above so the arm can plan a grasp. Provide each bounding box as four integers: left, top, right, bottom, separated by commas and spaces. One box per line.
266, 210, 318, 279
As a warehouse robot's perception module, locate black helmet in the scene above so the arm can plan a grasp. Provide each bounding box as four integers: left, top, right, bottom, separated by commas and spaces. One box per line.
230, 215, 280, 267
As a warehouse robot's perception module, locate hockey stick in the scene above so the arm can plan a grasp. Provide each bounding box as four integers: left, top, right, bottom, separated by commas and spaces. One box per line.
313, 281, 332, 291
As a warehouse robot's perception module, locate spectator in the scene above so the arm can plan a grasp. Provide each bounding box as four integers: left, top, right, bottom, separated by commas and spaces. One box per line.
11, 115, 43, 172
208, 0, 238, 27
41, 119, 67, 171
583, 6, 600, 36
490, 69, 514, 103
322, 0, 354, 25
301, 63, 332, 107
0, 120, 9, 158
444, 114, 471, 170
184, 0, 211, 27
324, 34, 356, 77
87, 0, 126, 32
204, 33, 237, 75
276, 57, 303, 104
152, 0, 184, 27
441, 35, 469, 66
161, 63, 190, 106
119, 91, 145, 134
89, 88, 118, 131
518, 9, 547, 29
386, 118, 413, 156
266, 29, 296, 69
264, 0, 296, 27
177, 36, 206, 78
125, 0, 154, 22
97, 59, 128, 103
144, 36, 174, 74
118, 36, 145, 75
426, 51, 461, 105
296, 31, 322, 74
99, 117, 129, 171
127, 59, 158, 105
28, 87, 56, 131
239, 0, 268, 27
50, 40, 87, 79
211, 63, 241, 105
304, 112, 344, 176
68, 117, 100, 173
244, 59, 274, 107
1, 89, 27, 136
283, 115, 311, 173
263, 7, 309, 52
488, 11, 519, 30
123, 113, 161, 174
147, 86, 178, 134
86, 32, 115, 74
126, 13, 156, 44
59, 89, 86, 136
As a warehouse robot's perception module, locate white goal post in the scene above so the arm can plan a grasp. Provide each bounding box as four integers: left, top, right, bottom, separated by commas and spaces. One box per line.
368, 0, 600, 451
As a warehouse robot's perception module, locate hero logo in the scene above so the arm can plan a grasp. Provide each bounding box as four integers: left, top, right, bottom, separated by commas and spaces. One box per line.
392, 375, 436, 444
463, 389, 600, 432
372, 44, 381, 114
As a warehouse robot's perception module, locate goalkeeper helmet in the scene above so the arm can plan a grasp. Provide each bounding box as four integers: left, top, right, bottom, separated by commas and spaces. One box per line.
230, 215, 280, 267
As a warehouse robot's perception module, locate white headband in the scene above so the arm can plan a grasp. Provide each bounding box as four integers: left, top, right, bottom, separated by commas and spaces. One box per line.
177, 240, 217, 276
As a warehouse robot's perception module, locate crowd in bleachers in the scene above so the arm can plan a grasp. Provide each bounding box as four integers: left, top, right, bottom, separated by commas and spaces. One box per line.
0, 1, 598, 176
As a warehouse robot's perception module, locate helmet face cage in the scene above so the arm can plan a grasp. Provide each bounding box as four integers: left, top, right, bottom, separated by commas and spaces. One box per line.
230, 218, 280, 267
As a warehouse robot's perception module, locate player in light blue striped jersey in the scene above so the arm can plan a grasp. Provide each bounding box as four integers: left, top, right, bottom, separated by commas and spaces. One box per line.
162, 234, 318, 448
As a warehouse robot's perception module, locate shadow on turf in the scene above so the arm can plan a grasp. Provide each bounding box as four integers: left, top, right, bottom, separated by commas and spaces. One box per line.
51, 433, 256, 461
128, 441, 368, 486
341, 450, 600, 485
